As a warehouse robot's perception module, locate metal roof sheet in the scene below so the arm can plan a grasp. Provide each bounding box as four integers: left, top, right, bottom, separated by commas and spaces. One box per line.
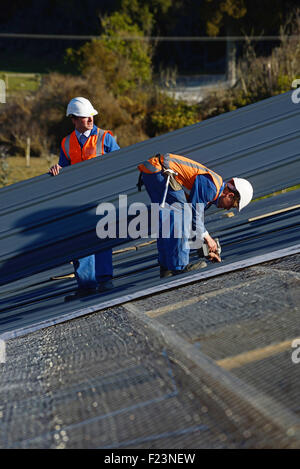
0, 91, 300, 338
1, 92, 300, 450
0, 90, 300, 286
0, 189, 299, 337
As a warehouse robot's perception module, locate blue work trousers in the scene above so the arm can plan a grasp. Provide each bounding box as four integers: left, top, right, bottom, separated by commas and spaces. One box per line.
142, 172, 192, 271
74, 249, 113, 290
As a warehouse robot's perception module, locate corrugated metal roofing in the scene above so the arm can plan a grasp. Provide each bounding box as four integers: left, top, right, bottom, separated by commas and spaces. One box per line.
0, 90, 300, 286
0, 90, 299, 337
1, 90, 300, 450
0, 187, 299, 337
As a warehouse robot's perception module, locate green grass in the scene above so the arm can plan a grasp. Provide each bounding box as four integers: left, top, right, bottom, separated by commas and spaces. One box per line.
253, 184, 300, 202
0, 156, 57, 187
0, 72, 42, 92
0, 49, 79, 93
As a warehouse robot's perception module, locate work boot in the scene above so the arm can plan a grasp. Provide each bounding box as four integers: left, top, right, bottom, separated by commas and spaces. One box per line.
160, 265, 174, 278
170, 260, 207, 276
98, 279, 114, 292
180, 259, 207, 273
160, 260, 207, 278
64, 288, 97, 302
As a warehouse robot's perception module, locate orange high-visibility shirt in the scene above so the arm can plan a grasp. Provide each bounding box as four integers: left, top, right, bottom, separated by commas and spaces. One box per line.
61, 128, 113, 164
138, 153, 223, 200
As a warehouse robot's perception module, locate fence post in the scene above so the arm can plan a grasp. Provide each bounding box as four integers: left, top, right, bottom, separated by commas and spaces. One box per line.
4, 73, 8, 91
226, 38, 237, 87
25, 137, 31, 167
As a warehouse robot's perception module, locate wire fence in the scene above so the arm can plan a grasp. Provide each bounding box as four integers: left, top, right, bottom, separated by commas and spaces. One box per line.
0, 33, 294, 41
0, 33, 290, 79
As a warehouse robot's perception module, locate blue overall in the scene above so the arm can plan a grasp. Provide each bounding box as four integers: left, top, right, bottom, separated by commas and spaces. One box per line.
59, 125, 120, 289
142, 172, 225, 271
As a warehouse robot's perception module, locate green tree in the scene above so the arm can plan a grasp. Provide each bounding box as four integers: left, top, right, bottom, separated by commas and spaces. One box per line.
120, 0, 172, 34
202, 0, 297, 36
66, 10, 153, 95
203, 0, 246, 36
101, 11, 152, 86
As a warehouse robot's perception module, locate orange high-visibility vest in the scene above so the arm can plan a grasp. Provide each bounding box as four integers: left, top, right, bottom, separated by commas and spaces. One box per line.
138, 153, 223, 200
61, 128, 113, 164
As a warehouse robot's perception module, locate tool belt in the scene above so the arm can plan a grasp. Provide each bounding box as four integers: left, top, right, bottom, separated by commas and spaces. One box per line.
137, 153, 182, 192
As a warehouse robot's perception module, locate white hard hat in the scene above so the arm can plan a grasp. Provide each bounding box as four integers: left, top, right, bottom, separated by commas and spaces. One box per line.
66, 97, 98, 117
232, 177, 253, 211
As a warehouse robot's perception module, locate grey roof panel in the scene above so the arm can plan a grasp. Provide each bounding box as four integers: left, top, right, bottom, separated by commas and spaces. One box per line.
0, 91, 299, 286
0, 188, 299, 336
0, 222, 298, 337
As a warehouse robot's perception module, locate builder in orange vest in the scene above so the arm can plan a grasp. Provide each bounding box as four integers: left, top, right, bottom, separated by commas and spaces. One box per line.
138, 153, 253, 277
50, 97, 120, 299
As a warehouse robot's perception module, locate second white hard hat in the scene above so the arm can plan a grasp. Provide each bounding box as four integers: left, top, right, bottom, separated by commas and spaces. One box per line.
66, 97, 98, 117
232, 177, 253, 211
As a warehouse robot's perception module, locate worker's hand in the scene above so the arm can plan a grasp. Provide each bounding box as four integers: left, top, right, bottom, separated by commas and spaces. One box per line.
207, 252, 221, 263
49, 164, 62, 176
204, 234, 218, 253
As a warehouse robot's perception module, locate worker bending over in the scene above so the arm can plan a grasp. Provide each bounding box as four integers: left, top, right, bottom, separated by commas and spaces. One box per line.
50, 97, 120, 300
138, 153, 253, 278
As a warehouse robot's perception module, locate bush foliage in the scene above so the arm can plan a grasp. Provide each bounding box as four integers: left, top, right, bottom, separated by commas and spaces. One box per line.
0, 11, 300, 159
